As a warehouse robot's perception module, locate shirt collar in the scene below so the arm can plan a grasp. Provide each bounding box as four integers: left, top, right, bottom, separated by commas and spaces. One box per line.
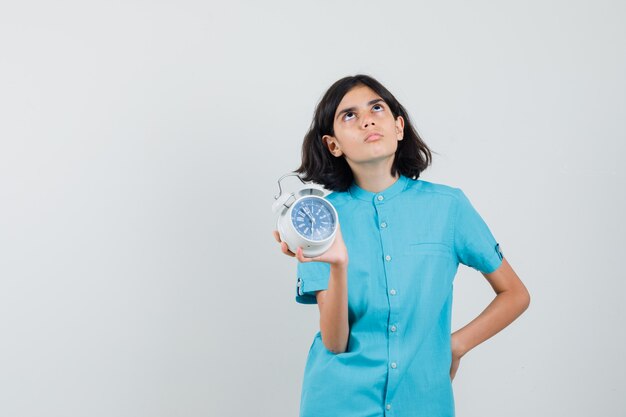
349, 174, 410, 203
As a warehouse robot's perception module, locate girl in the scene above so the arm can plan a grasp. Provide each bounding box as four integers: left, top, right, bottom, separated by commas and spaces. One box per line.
273, 74, 530, 417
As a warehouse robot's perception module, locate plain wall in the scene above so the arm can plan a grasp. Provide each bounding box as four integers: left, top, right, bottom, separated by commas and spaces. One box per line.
1, 0, 625, 416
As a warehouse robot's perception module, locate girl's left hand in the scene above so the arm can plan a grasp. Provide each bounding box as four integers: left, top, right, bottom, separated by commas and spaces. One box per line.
450, 333, 466, 382
450, 355, 460, 382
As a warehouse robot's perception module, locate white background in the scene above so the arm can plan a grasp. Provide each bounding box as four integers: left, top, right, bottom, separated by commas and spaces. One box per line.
1, 1, 624, 416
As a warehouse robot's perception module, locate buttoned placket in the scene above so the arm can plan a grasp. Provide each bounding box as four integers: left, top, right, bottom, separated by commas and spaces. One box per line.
374, 192, 400, 415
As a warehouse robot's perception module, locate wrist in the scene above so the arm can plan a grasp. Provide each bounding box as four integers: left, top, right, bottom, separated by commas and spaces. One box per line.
330, 259, 348, 270
451, 332, 469, 358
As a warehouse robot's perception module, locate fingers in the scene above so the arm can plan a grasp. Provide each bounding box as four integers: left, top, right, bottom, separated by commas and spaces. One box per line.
281, 242, 295, 257
273, 231, 295, 257
296, 247, 309, 263
295, 247, 321, 263
273, 230, 297, 258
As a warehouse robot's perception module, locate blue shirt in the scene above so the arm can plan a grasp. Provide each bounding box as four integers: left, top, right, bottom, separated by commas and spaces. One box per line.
295, 175, 504, 417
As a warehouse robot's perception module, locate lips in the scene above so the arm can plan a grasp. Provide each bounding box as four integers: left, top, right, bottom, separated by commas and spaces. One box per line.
364, 132, 382, 142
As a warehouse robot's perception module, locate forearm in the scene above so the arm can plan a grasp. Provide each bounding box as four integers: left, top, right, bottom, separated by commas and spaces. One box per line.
452, 288, 530, 357
318, 263, 349, 354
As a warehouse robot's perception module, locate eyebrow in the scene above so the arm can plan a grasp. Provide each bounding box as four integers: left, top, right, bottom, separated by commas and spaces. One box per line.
336, 98, 385, 120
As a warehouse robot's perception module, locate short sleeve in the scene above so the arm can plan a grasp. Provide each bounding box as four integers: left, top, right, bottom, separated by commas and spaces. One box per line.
295, 261, 331, 304
453, 188, 504, 274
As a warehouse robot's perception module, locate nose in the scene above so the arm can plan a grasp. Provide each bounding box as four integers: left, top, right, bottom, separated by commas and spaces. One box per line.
362, 114, 376, 129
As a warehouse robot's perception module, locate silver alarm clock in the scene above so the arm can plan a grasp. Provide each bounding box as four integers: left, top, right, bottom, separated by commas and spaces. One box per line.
272, 173, 339, 258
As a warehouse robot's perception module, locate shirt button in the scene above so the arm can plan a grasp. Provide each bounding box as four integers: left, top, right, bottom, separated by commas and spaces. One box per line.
390, 325, 397, 332
391, 362, 397, 369
377, 195, 384, 201
385, 255, 392, 261
386, 404, 392, 410
389, 289, 397, 296
380, 222, 387, 228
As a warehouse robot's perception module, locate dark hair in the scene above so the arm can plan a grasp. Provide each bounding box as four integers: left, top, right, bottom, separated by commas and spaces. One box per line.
295, 74, 433, 192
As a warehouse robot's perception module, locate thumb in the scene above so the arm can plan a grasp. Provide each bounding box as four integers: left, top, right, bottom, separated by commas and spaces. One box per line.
297, 247, 320, 263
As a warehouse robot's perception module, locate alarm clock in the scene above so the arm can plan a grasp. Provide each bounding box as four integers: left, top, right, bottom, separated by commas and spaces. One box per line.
272, 173, 339, 258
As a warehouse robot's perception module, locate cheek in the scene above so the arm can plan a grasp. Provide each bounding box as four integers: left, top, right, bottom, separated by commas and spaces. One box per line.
335, 125, 359, 140
374, 112, 394, 124
333, 122, 352, 135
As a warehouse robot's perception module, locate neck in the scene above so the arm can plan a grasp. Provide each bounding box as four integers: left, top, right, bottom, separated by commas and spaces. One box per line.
349, 157, 400, 193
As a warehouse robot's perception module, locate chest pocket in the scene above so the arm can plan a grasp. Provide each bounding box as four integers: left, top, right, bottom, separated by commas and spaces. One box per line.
403, 242, 455, 259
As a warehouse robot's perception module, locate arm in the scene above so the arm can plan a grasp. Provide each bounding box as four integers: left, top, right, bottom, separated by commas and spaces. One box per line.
451, 257, 530, 358
314, 262, 349, 354
273, 226, 350, 354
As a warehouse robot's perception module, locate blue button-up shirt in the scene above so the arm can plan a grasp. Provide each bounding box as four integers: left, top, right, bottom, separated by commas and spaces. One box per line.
295, 175, 504, 417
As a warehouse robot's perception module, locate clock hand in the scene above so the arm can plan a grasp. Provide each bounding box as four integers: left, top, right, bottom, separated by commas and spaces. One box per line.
303, 208, 315, 224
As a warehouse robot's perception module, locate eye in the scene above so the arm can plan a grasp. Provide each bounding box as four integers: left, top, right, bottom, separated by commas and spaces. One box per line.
373, 104, 384, 111
342, 112, 355, 121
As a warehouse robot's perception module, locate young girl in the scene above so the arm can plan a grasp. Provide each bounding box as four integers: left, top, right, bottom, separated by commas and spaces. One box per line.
273, 74, 530, 417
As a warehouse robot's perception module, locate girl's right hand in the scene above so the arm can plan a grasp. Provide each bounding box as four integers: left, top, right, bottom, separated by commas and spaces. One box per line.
272, 223, 348, 268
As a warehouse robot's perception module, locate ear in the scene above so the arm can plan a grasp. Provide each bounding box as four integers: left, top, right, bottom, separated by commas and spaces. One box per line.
395, 116, 405, 141
322, 134, 343, 157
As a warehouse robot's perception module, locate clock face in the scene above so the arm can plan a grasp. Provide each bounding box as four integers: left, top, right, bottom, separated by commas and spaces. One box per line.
291, 197, 336, 241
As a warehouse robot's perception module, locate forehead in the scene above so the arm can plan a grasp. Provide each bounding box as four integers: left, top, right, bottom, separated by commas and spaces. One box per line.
336, 85, 382, 112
